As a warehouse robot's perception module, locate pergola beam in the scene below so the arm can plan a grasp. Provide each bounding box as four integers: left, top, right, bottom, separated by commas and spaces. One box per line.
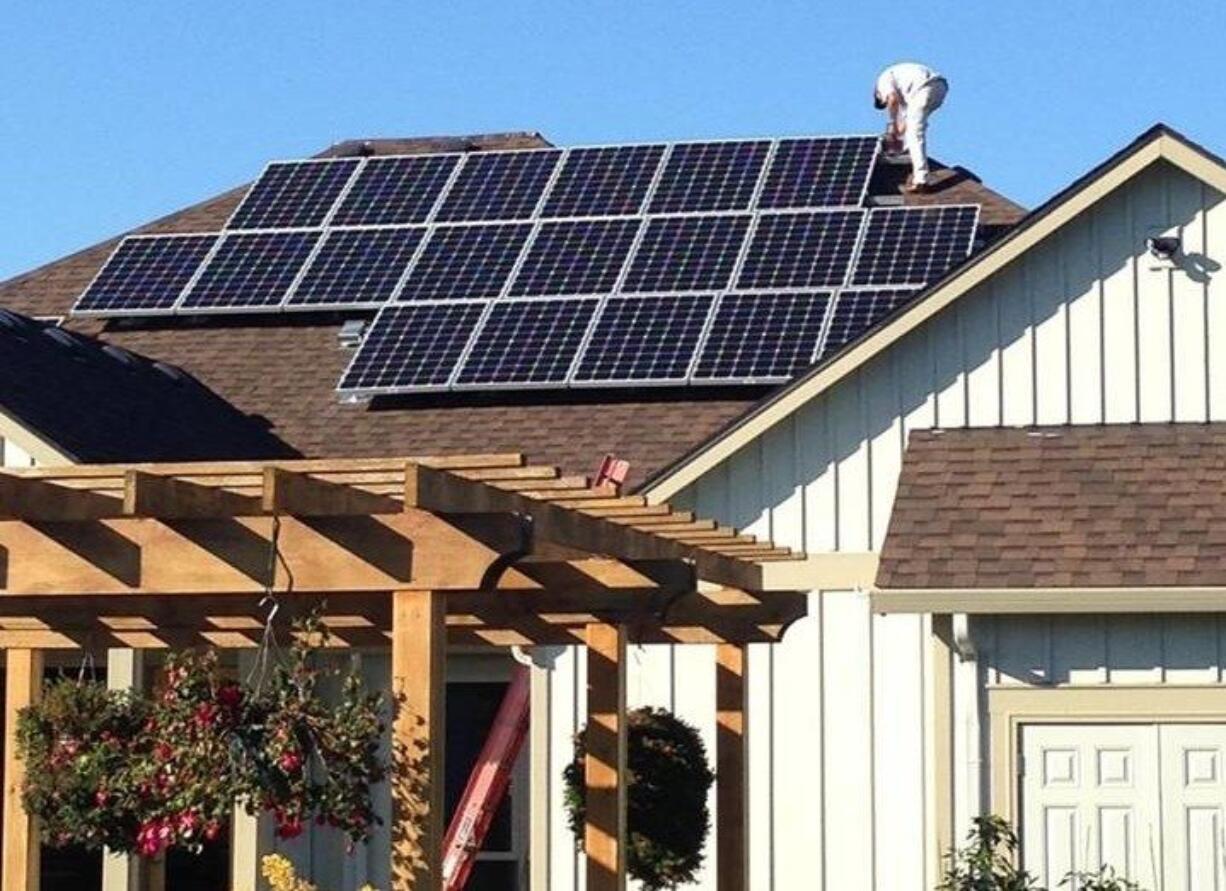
262, 467, 403, 516
0, 476, 122, 521
123, 470, 260, 519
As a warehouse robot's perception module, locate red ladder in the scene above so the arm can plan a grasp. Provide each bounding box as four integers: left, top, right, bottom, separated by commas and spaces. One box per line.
441, 664, 532, 890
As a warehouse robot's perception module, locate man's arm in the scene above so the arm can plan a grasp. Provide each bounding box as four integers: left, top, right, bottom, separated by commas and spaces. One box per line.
886, 92, 904, 135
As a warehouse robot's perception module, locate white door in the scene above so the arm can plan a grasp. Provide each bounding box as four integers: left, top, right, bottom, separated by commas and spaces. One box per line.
1021, 724, 1161, 886
1021, 724, 1226, 890
1159, 725, 1226, 890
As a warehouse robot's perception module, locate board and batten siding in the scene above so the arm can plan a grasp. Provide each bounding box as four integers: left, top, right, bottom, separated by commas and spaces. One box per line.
532, 159, 1226, 890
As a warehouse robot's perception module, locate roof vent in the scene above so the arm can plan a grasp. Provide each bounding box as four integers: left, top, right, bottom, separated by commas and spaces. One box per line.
43, 327, 85, 352
101, 344, 140, 369
152, 361, 189, 385
338, 319, 366, 349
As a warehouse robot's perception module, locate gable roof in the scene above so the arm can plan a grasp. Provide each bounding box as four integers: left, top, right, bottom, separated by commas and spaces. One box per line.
0, 131, 1022, 487
0, 310, 293, 463
642, 124, 1226, 500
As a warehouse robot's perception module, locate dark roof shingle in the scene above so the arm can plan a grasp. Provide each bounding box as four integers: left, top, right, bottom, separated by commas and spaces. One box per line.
878, 425, 1226, 590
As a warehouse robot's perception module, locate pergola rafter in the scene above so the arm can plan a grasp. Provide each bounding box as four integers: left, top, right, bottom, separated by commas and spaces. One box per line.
0, 456, 806, 891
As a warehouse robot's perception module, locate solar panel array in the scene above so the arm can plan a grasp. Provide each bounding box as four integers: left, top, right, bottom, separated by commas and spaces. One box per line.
70, 133, 979, 393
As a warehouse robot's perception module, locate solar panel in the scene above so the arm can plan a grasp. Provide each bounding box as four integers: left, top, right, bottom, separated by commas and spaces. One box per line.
757, 137, 879, 209
456, 298, 598, 386
573, 295, 714, 384
692, 292, 832, 381
287, 227, 426, 308
330, 155, 460, 226
338, 302, 486, 392
851, 205, 979, 286
434, 150, 562, 222
180, 231, 320, 311
508, 219, 641, 296
622, 215, 750, 293
228, 160, 359, 230
541, 145, 666, 217
397, 223, 532, 302
736, 210, 864, 289
817, 287, 918, 360
648, 140, 771, 213
75, 235, 217, 314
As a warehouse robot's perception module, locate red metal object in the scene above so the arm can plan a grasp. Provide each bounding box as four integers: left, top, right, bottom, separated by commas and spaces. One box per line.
442, 664, 532, 890
594, 454, 630, 490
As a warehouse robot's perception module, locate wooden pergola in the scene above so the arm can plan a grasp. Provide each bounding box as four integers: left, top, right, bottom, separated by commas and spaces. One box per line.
0, 455, 805, 891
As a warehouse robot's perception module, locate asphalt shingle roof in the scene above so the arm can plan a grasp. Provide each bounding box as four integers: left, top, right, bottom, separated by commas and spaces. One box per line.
878, 425, 1226, 590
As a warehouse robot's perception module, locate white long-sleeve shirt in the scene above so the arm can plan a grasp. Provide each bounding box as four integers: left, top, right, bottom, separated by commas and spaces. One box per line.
875, 62, 943, 105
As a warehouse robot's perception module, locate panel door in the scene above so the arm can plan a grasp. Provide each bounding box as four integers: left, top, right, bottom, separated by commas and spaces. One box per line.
1021, 724, 1160, 887
1159, 724, 1226, 890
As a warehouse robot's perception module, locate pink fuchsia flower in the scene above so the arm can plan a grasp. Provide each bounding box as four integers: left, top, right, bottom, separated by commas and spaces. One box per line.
277, 750, 303, 774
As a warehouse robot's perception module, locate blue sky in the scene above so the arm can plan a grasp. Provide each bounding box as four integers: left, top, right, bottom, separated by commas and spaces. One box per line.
1, 2, 1222, 280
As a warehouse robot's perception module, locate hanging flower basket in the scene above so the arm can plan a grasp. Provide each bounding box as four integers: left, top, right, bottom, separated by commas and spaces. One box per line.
562, 706, 715, 891
16, 612, 388, 858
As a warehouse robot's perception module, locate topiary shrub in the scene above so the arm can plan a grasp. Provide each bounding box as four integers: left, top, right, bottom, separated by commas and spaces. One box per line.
562, 707, 714, 890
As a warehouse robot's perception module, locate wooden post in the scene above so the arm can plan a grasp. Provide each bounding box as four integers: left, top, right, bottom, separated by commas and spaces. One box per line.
231, 652, 272, 891
4, 649, 42, 891
102, 650, 145, 891
391, 591, 446, 891
715, 643, 748, 891
584, 623, 627, 891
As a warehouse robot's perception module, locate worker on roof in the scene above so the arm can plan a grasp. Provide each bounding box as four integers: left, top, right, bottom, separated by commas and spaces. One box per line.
874, 62, 948, 193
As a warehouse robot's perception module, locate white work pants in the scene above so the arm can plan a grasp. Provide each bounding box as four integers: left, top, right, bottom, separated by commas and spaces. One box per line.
904, 77, 948, 184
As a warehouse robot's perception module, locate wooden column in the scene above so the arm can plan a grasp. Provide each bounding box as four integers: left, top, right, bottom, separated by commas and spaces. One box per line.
230, 652, 272, 891
102, 650, 145, 891
4, 649, 42, 891
584, 623, 627, 891
715, 643, 748, 891
391, 591, 446, 891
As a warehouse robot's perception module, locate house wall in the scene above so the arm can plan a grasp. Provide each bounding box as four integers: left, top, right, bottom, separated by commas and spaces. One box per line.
533, 159, 1226, 889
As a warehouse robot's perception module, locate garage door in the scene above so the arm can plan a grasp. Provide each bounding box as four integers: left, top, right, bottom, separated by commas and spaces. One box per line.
1021, 724, 1226, 890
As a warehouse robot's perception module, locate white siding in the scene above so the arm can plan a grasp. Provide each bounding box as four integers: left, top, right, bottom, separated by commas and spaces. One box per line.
539, 160, 1226, 889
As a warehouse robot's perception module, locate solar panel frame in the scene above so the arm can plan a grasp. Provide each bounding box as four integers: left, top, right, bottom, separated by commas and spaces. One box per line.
757, 136, 881, 209
329, 154, 464, 227
621, 214, 753, 293
394, 222, 535, 303
736, 209, 866, 290
72, 233, 220, 317
690, 290, 835, 384
225, 158, 362, 231
850, 204, 981, 287
571, 293, 717, 387
433, 148, 564, 223
814, 286, 919, 363
540, 144, 668, 218
284, 225, 429, 310
647, 139, 773, 214
453, 296, 601, 389
176, 229, 322, 314
507, 217, 643, 297
336, 300, 490, 394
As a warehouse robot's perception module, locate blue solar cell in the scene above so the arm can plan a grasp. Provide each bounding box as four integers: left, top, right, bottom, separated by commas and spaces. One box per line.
180, 231, 320, 310
509, 219, 641, 296
338, 302, 486, 391
541, 145, 666, 217
574, 295, 714, 383
851, 205, 979, 286
622, 215, 750, 293
330, 155, 460, 226
757, 137, 879, 209
817, 288, 918, 360
287, 228, 426, 307
228, 160, 359, 230
75, 235, 217, 313
456, 298, 598, 385
737, 210, 864, 289
692, 292, 832, 381
434, 150, 562, 222
648, 141, 771, 213
397, 224, 532, 302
